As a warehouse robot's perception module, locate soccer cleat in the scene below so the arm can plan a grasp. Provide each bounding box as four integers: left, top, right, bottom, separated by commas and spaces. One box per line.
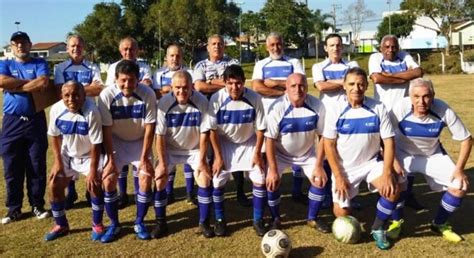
430, 222, 462, 243
253, 219, 268, 237
185, 193, 197, 206
199, 221, 215, 238
32, 206, 50, 219
134, 223, 151, 240
270, 218, 282, 230
292, 193, 309, 206
405, 194, 426, 211
45, 224, 69, 241
100, 225, 121, 243
237, 193, 252, 207
214, 219, 227, 237
1, 210, 21, 225
387, 219, 404, 240
151, 219, 168, 239
307, 219, 331, 233
118, 193, 129, 210
371, 229, 390, 250
91, 224, 105, 241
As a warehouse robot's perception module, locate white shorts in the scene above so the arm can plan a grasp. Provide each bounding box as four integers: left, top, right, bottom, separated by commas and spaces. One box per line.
397, 150, 464, 191
332, 158, 384, 208
273, 151, 318, 180
113, 136, 152, 176
167, 150, 203, 179
61, 152, 106, 178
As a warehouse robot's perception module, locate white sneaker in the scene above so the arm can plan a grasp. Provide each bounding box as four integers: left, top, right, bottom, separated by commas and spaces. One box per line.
33, 206, 49, 219
2, 210, 21, 224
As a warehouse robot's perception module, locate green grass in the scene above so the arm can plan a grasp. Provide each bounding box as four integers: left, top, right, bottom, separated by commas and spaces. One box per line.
0, 74, 473, 256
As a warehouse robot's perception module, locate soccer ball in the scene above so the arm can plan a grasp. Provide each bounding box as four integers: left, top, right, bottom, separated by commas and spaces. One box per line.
332, 215, 361, 244
261, 229, 292, 258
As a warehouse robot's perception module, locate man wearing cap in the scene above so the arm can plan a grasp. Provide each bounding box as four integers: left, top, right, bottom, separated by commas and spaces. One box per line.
0, 31, 50, 224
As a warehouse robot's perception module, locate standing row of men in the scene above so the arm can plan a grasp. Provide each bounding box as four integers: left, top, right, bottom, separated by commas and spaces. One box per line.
1, 31, 471, 250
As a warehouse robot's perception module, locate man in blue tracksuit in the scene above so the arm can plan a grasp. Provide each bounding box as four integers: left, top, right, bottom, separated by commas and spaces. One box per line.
0, 31, 50, 224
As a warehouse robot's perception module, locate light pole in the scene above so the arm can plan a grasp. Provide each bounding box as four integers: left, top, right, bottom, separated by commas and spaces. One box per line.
235, 1, 244, 63
15, 21, 20, 31
387, 0, 391, 35
158, 10, 162, 68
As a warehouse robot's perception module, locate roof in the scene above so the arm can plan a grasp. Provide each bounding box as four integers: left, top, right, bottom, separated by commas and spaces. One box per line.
453, 20, 474, 31
31, 42, 65, 50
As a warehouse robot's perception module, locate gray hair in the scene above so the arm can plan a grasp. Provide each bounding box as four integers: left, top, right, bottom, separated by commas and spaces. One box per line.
172, 70, 192, 85
266, 32, 284, 45
409, 78, 435, 95
380, 34, 399, 46
207, 34, 224, 44
119, 36, 138, 49
66, 34, 85, 46
62, 80, 85, 95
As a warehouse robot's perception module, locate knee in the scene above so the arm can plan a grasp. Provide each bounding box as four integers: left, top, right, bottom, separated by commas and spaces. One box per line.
196, 174, 210, 188
139, 174, 153, 191
102, 176, 117, 192
448, 188, 466, 198
333, 204, 350, 217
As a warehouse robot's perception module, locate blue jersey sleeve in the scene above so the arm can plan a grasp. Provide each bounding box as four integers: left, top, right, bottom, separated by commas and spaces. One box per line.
35, 58, 49, 77
0, 60, 12, 76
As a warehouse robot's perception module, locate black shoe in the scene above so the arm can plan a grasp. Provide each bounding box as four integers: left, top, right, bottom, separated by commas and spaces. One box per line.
167, 192, 175, 205
270, 218, 282, 230
1, 209, 21, 224
253, 219, 268, 237
85, 191, 92, 207
405, 194, 426, 211
214, 219, 227, 237
185, 193, 197, 206
292, 193, 309, 206
118, 193, 129, 210
199, 221, 215, 238
151, 219, 168, 239
307, 219, 331, 233
32, 206, 49, 219
65, 191, 78, 210
237, 193, 252, 207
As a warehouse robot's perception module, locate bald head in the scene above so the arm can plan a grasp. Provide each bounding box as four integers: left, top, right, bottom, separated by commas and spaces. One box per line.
286, 73, 307, 107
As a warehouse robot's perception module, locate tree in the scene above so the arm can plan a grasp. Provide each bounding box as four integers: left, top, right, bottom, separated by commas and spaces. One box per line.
376, 12, 416, 43
312, 9, 333, 59
241, 11, 266, 48
400, 0, 468, 55
73, 2, 125, 63
342, 0, 375, 45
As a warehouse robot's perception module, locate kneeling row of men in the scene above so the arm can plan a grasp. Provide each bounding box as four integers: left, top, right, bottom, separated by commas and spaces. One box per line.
46, 60, 472, 250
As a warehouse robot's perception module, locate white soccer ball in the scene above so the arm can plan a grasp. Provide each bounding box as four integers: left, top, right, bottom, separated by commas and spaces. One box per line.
261, 229, 292, 258
332, 215, 361, 244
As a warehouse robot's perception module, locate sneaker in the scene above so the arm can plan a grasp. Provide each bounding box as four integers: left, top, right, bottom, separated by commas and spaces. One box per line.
118, 193, 129, 210
45, 224, 69, 241
65, 191, 78, 210
1, 210, 21, 225
185, 193, 197, 206
270, 218, 282, 230
371, 228, 390, 250
100, 225, 121, 243
167, 192, 175, 205
237, 193, 252, 207
91, 224, 105, 241
151, 219, 168, 239
33, 206, 50, 219
292, 193, 309, 206
431, 222, 462, 243
199, 221, 215, 238
307, 219, 331, 233
387, 219, 404, 240
214, 219, 227, 237
253, 219, 268, 237
405, 194, 426, 211
134, 223, 151, 240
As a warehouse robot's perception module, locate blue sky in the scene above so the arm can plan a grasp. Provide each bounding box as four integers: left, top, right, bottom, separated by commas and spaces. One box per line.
0, 0, 401, 45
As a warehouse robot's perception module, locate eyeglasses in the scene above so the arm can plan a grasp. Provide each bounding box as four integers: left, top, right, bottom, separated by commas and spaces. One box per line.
11, 41, 29, 47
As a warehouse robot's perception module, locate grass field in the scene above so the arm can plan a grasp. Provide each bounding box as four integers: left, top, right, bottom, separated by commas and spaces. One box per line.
0, 74, 473, 257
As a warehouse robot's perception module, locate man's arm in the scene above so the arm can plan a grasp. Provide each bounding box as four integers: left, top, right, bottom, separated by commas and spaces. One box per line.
140, 123, 155, 173
452, 136, 473, 190
310, 136, 327, 188
380, 137, 397, 198
84, 80, 104, 97
315, 80, 344, 92
198, 132, 211, 179
194, 79, 225, 94
102, 125, 118, 178
370, 68, 423, 85
209, 129, 224, 176
323, 137, 349, 200
265, 137, 280, 191
49, 135, 64, 182
0, 75, 49, 92
0, 74, 28, 90
86, 143, 102, 194
251, 79, 285, 97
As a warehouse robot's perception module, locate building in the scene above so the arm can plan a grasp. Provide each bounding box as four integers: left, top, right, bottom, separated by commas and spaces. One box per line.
451, 20, 474, 49
2, 42, 66, 59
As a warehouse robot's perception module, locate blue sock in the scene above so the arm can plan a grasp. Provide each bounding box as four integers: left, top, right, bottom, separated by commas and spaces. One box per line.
104, 191, 120, 226
391, 191, 406, 221
434, 191, 462, 225
323, 160, 333, 203
136, 190, 151, 224
407, 175, 415, 195
91, 196, 104, 226
67, 180, 77, 196
307, 186, 325, 220
253, 185, 266, 221
376, 197, 397, 222
292, 165, 303, 197
133, 176, 139, 195
213, 187, 225, 220
267, 190, 281, 220
198, 187, 212, 224
184, 164, 195, 195
118, 165, 128, 195
166, 170, 176, 196
154, 189, 167, 220
51, 201, 68, 227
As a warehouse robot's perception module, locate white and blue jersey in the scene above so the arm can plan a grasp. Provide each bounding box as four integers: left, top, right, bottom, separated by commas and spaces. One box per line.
0, 58, 49, 116
252, 56, 304, 112
105, 60, 152, 86
152, 65, 193, 90
98, 83, 156, 141
312, 59, 358, 106
54, 59, 102, 86
193, 56, 239, 84
48, 99, 103, 158
391, 97, 471, 156
209, 87, 266, 144
156, 90, 209, 155
265, 94, 325, 159
369, 51, 419, 110
323, 97, 395, 170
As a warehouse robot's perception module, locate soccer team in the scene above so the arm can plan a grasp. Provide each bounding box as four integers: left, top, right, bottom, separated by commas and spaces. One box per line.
0, 30, 471, 250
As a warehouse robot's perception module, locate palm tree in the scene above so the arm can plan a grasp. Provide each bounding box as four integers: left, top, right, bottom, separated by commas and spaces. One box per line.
312, 9, 333, 61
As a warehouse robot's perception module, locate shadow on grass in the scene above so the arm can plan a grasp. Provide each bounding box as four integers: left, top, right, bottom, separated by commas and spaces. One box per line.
290, 246, 324, 257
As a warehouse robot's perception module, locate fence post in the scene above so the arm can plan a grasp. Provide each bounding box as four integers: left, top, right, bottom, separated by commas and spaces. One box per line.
440, 52, 445, 73
416, 53, 421, 66
301, 57, 305, 71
